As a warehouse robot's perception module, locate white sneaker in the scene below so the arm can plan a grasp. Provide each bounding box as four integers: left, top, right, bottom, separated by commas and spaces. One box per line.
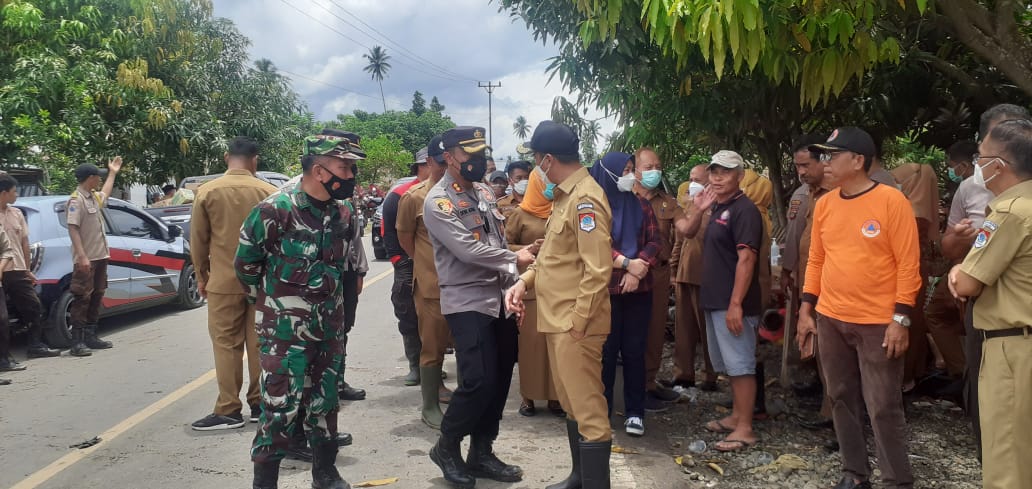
625, 416, 645, 437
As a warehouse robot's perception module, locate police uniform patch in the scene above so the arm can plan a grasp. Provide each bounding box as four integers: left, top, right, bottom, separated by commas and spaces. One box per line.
579, 212, 596, 232
473, 231, 481, 241
457, 200, 471, 209
434, 198, 454, 214
983, 220, 998, 232
577, 203, 594, 210
974, 229, 991, 248
788, 199, 801, 220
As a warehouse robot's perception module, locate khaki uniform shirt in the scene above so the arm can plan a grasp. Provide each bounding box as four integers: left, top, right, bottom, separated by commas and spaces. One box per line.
505, 207, 548, 301
0, 226, 15, 281
782, 184, 811, 275
0, 205, 29, 271
891, 163, 941, 244
644, 190, 683, 269
66, 187, 109, 261
797, 185, 832, 286
190, 169, 278, 294
671, 201, 709, 286
423, 172, 517, 317
496, 193, 520, 218
960, 180, 1032, 331
521, 167, 613, 335
397, 180, 439, 299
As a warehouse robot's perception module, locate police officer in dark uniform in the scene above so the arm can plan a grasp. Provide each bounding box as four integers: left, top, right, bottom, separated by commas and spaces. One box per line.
422, 126, 536, 488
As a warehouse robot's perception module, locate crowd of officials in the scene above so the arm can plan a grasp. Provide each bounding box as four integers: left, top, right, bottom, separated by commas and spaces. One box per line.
3, 102, 1029, 489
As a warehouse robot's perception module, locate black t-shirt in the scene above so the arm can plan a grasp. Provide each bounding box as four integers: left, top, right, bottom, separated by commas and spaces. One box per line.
700, 191, 763, 315
382, 191, 405, 260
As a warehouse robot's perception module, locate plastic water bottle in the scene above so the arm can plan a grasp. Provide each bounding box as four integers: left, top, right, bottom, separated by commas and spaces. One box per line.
770, 239, 781, 268
688, 440, 707, 454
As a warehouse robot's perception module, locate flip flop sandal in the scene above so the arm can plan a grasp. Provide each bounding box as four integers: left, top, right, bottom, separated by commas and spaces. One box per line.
704, 420, 735, 433
714, 439, 758, 452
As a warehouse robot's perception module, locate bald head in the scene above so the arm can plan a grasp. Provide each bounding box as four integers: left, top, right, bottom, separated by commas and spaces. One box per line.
689, 165, 708, 185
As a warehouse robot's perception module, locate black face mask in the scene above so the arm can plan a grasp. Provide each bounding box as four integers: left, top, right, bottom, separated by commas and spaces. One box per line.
459, 155, 488, 183
318, 165, 355, 200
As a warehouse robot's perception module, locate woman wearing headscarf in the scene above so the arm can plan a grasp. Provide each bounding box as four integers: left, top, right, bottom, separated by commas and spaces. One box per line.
589, 151, 661, 437
505, 170, 564, 418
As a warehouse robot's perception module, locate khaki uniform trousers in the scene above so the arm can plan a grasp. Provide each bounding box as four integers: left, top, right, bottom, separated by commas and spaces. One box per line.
415, 289, 452, 367
207, 292, 260, 415
547, 331, 610, 442
978, 334, 1032, 489
645, 265, 671, 387
518, 299, 558, 401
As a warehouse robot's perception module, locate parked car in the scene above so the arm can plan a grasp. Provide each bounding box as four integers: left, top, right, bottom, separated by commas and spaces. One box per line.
10, 196, 202, 347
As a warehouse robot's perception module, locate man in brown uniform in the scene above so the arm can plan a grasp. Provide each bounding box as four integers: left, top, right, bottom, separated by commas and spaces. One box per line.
190, 137, 278, 431
631, 147, 685, 409
507, 120, 614, 489
495, 160, 531, 217
949, 119, 1032, 489
66, 157, 123, 357
670, 165, 716, 392
397, 135, 453, 430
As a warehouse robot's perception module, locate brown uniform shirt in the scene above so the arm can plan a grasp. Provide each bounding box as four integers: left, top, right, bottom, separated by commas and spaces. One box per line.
0, 205, 29, 271
671, 201, 709, 285
891, 162, 941, 244
496, 193, 520, 218
190, 169, 278, 294
66, 187, 109, 261
521, 167, 613, 335
505, 207, 548, 301
397, 180, 439, 299
960, 180, 1032, 331
797, 185, 832, 286
644, 190, 683, 267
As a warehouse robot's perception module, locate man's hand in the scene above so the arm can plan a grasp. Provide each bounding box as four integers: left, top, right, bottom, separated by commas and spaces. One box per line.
526, 239, 544, 256
505, 279, 527, 316
619, 273, 640, 294
108, 156, 123, 173
882, 322, 909, 359
796, 305, 817, 351
197, 279, 207, 299
948, 264, 966, 301
725, 303, 744, 336
27, 271, 37, 284
693, 185, 717, 210
780, 270, 794, 294
74, 255, 90, 271
951, 218, 979, 241
568, 329, 585, 340
516, 247, 535, 268
356, 276, 364, 295
626, 258, 648, 279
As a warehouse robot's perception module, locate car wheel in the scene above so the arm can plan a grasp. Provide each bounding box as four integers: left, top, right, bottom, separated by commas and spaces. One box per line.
177, 262, 205, 309
44, 290, 74, 348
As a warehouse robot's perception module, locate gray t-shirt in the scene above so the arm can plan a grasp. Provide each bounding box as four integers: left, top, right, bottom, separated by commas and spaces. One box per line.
948, 176, 994, 229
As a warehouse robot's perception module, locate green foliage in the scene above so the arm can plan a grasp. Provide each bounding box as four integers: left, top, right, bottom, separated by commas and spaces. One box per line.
411, 91, 427, 115
356, 134, 411, 188
429, 96, 445, 113
332, 109, 455, 157
363, 45, 391, 112
513, 115, 531, 139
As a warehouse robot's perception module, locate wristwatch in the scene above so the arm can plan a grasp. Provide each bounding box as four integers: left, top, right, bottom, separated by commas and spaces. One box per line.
892, 313, 911, 328
622, 257, 630, 270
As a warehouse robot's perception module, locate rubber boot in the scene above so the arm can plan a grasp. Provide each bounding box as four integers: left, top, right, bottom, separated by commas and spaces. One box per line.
311, 441, 350, 489
466, 435, 523, 482
402, 334, 421, 386
26, 324, 60, 358
69, 326, 93, 357
579, 439, 611, 489
546, 419, 582, 489
429, 435, 475, 489
83, 324, 112, 350
253, 460, 280, 489
420, 366, 445, 429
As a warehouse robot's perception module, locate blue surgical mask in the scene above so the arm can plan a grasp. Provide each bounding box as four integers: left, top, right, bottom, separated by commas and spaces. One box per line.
947, 167, 962, 183
640, 169, 663, 189
543, 183, 557, 201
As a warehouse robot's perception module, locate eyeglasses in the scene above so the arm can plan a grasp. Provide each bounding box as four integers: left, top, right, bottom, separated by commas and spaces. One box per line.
972, 154, 1011, 166
818, 151, 848, 163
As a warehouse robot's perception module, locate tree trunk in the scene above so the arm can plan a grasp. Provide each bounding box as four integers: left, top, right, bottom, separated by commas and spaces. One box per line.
378, 80, 387, 113
937, 0, 1032, 98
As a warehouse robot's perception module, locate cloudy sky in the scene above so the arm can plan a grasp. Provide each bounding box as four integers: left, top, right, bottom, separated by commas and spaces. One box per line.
211, 0, 616, 162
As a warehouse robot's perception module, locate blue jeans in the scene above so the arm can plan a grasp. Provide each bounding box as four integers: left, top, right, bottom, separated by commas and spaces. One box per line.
602, 291, 652, 419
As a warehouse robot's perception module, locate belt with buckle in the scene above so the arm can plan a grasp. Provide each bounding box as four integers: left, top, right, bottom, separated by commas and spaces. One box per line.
982, 326, 1032, 339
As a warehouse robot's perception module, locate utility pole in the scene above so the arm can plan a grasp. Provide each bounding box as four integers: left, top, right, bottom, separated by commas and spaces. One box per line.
478, 81, 501, 148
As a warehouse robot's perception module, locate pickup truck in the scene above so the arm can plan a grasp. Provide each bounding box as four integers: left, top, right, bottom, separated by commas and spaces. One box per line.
143, 171, 290, 237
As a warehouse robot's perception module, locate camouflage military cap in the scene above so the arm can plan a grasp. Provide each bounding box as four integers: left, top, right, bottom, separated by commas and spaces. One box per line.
304, 128, 366, 160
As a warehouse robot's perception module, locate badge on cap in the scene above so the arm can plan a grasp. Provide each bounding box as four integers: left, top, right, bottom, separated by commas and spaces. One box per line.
434, 198, 454, 215
579, 212, 596, 232
474, 129, 484, 138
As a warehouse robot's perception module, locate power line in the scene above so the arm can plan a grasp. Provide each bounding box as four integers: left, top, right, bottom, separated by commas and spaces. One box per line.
277, 68, 381, 100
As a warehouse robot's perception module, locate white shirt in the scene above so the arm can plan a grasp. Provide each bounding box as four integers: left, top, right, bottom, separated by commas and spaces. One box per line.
948, 176, 995, 229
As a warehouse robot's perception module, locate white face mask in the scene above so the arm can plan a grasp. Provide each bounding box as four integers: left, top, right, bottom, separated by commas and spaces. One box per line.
973, 158, 1004, 188
513, 179, 529, 195
688, 181, 705, 197
616, 173, 636, 192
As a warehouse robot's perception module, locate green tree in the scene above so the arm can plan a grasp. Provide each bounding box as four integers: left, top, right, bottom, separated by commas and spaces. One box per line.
332, 109, 455, 155
512, 115, 531, 139
429, 96, 445, 113
362, 45, 392, 113
358, 134, 411, 188
411, 90, 427, 115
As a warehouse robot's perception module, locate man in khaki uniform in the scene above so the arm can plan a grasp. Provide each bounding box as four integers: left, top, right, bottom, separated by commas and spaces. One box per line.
506, 121, 614, 489
495, 160, 531, 217
190, 137, 278, 431
397, 135, 453, 430
949, 119, 1032, 489
631, 148, 685, 409
66, 157, 123, 357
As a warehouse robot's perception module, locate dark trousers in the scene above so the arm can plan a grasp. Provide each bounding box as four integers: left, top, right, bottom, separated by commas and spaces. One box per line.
964, 300, 983, 462
440, 310, 518, 440
390, 260, 418, 336
340, 270, 359, 374
0, 289, 9, 360
602, 291, 652, 419
818, 315, 913, 488
3, 271, 44, 341
70, 259, 108, 327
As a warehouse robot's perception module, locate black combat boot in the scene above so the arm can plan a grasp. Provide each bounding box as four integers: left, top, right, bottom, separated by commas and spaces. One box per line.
83, 324, 112, 349
429, 434, 475, 488
546, 419, 582, 489
253, 460, 280, 489
285, 425, 313, 463
69, 326, 93, 357
26, 324, 60, 358
579, 439, 611, 489
338, 380, 365, 401
311, 441, 350, 489
335, 432, 353, 447
466, 435, 522, 482
402, 334, 421, 386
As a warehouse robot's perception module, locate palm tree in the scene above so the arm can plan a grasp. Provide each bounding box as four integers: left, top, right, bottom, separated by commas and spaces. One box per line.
513, 116, 531, 139
362, 46, 392, 112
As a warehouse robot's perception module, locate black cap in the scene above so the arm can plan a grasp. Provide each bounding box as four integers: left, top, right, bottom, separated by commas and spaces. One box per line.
74, 163, 107, 182
441, 126, 490, 153
528, 121, 579, 155
808, 127, 876, 159
428, 135, 446, 164
488, 171, 508, 183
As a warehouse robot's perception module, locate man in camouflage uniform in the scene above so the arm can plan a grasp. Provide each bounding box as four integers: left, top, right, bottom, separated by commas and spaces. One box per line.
236, 130, 365, 489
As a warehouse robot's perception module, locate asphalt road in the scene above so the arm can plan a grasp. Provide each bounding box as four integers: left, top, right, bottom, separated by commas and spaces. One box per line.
0, 237, 671, 489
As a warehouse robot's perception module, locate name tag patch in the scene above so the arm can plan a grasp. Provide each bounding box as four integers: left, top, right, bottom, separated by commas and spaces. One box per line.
579, 212, 596, 232
983, 220, 998, 232
577, 202, 594, 210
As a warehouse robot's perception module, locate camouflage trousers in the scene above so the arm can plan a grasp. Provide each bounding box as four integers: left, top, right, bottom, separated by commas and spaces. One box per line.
250, 335, 344, 463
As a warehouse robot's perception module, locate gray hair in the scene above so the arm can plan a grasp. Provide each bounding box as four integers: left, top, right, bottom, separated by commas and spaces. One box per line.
988, 119, 1032, 178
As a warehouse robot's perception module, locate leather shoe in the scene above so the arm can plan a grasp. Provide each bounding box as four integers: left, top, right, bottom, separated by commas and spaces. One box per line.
0, 359, 26, 372
797, 417, 834, 431
791, 379, 822, 398
338, 382, 366, 401
824, 438, 840, 452
335, 432, 353, 447
832, 475, 870, 489
0, 378, 11, 385
27, 344, 61, 358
